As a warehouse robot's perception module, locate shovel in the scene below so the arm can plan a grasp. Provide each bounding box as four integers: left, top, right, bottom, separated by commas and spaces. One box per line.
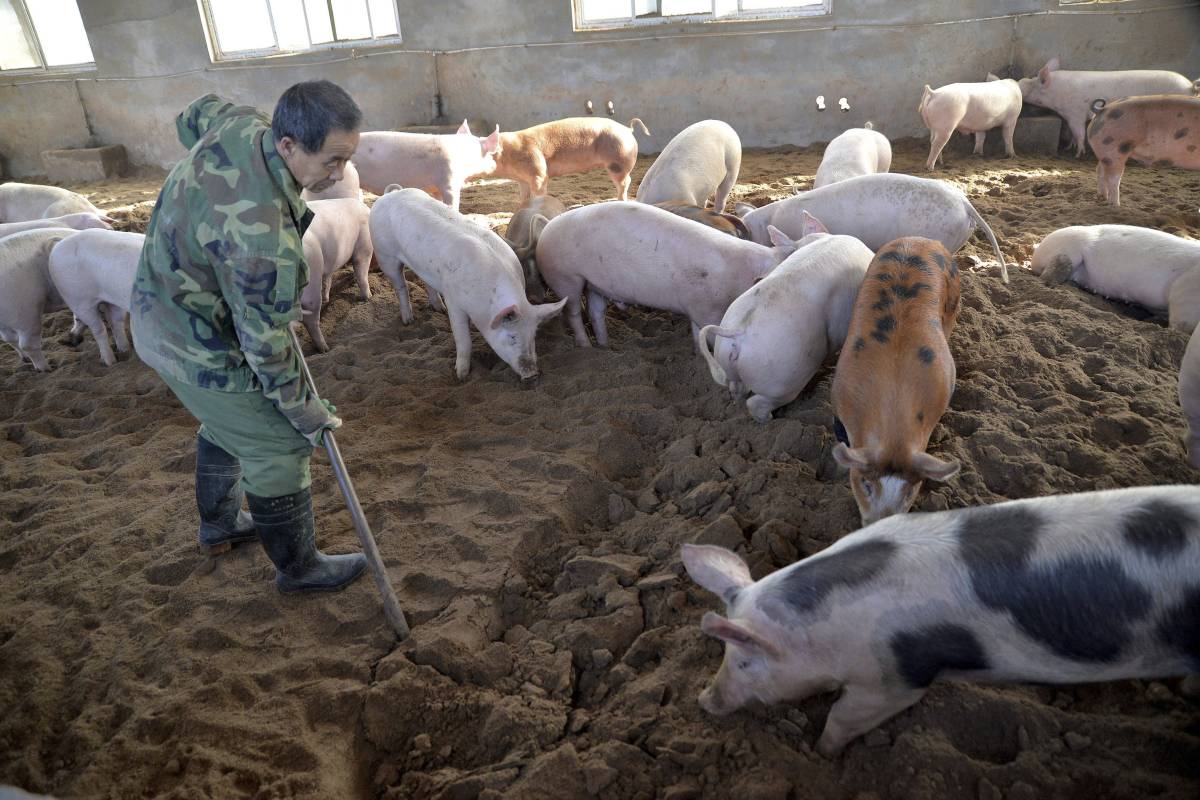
289, 326, 410, 640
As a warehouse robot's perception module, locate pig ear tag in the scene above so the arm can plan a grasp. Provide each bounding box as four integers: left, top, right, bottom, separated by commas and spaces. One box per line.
491, 304, 520, 329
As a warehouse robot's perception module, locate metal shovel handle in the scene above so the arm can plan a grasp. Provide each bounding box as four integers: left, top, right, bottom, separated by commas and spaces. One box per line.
289, 327, 410, 640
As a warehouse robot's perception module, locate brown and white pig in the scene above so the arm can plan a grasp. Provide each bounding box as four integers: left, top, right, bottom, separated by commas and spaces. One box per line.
47, 229, 144, 366
369, 186, 566, 381
301, 159, 362, 202
0, 227, 76, 371
351, 123, 501, 211
813, 123, 892, 187
0, 212, 114, 238
299, 197, 374, 352
487, 117, 649, 201
1031, 224, 1200, 332
1179, 326, 1200, 469
682, 483, 1200, 756
0, 182, 114, 226
918, 74, 1023, 170
504, 193, 568, 303
1017, 57, 1197, 157
741, 173, 1009, 283
635, 119, 741, 210
700, 213, 873, 422
1087, 94, 1200, 207
535, 201, 799, 349
831, 237, 961, 525
652, 202, 751, 239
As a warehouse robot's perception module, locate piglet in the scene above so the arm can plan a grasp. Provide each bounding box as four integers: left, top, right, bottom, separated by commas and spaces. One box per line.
47, 229, 144, 366
298, 198, 374, 352
814, 123, 892, 187
0, 228, 76, 370
652, 202, 750, 240
918, 74, 1023, 170
1087, 94, 1200, 207
488, 117, 649, 201
683, 484, 1200, 756
0, 212, 114, 238
832, 237, 961, 525
635, 119, 741, 210
1031, 224, 1200, 332
535, 201, 799, 349
352, 122, 501, 210
700, 212, 873, 421
0, 182, 114, 226
369, 186, 566, 381
504, 194, 568, 302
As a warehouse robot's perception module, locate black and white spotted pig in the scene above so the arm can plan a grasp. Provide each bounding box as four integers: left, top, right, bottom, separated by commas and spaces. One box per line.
682, 485, 1200, 757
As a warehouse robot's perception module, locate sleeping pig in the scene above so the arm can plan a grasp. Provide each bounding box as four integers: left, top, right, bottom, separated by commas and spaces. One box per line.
1087, 94, 1200, 207
683, 484, 1200, 756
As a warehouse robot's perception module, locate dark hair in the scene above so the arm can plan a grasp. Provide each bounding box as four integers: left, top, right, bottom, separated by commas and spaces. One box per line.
271, 80, 362, 153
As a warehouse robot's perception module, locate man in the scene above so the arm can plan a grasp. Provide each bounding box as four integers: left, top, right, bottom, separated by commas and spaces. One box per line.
131, 80, 366, 593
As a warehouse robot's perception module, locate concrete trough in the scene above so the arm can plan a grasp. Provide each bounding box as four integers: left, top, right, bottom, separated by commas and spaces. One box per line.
41, 144, 128, 183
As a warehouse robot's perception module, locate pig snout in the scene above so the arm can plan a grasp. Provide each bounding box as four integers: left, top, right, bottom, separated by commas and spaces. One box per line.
698, 682, 738, 716
516, 354, 538, 380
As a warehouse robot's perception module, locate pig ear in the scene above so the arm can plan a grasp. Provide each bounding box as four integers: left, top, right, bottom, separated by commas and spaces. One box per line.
832, 443, 871, 472
1038, 57, 1059, 85
682, 543, 752, 603
533, 296, 567, 324
528, 213, 551, 243
482, 125, 501, 156
700, 612, 777, 656
800, 211, 828, 237
731, 202, 755, 218
986, 72, 999, 82
457, 118, 471, 135
911, 451, 960, 482
490, 304, 521, 329
766, 225, 794, 249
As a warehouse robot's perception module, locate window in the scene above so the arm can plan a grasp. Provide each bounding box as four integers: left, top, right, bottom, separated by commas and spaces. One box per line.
0, 0, 94, 72
198, 0, 400, 61
574, 0, 828, 28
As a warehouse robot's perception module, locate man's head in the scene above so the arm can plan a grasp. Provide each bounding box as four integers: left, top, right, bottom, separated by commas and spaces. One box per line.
272, 80, 362, 193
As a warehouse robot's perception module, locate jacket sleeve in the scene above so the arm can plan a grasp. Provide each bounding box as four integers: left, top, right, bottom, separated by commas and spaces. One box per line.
212, 253, 331, 437
176, 94, 255, 150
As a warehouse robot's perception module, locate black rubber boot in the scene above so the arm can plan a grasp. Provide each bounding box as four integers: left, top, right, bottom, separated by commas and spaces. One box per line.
246, 488, 367, 594
196, 434, 256, 553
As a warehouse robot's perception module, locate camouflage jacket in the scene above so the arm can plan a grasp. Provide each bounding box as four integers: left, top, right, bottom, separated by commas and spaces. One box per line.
130, 94, 330, 437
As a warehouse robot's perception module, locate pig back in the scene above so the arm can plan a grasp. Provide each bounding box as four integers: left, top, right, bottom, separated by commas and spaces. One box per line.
636, 120, 740, 206
1088, 94, 1200, 166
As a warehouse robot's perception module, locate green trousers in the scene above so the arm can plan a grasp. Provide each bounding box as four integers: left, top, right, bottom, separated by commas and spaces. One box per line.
161, 374, 312, 497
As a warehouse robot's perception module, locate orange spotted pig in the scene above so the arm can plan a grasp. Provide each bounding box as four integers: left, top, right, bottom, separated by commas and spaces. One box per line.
831, 237, 961, 525
1087, 94, 1200, 207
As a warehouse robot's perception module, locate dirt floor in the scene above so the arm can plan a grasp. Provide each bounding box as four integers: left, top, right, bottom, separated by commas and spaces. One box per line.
2, 136, 1199, 800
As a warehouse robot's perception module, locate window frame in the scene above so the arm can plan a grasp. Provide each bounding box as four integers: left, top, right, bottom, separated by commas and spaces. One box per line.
196, 0, 402, 63
572, 0, 831, 31
0, 0, 96, 75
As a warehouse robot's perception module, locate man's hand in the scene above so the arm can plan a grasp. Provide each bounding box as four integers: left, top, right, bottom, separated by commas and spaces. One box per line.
303, 399, 342, 447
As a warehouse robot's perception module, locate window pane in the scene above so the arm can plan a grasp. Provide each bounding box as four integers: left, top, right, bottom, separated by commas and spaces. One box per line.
367, 0, 397, 36
303, 0, 334, 43
0, 0, 40, 69
330, 0, 371, 39
661, 0, 709, 15
740, 0, 822, 8
581, 0, 633, 20
269, 0, 311, 50
209, 0, 275, 53
24, 0, 94, 65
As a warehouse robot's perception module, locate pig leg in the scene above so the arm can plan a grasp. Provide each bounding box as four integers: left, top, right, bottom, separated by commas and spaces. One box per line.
17, 328, 49, 372
1001, 117, 1017, 158
816, 684, 927, 758
444, 185, 461, 213
303, 288, 330, 353
1039, 253, 1078, 286
972, 131, 986, 156
746, 394, 786, 424
586, 288, 610, 347
447, 304, 473, 380
1098, 159, 1125, 207
1168, 272, 1200, 333
65, 315, 86, 346
378, 258, 415, 325
105, 303, 130, 354
352, 242, 373, 301
76, 305, 115, 367
611, 167, 632, 202
714, 170, 737, 213
1067, 115, 1088, 158
926, 129, 952, 171
425, 281, 446, 313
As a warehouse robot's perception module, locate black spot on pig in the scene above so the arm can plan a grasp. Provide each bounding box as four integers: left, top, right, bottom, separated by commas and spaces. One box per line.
1102, 136, 1114, 145
1101, 157, 1113, 165
1108, 109, 1124, 119
871, 315, 897, 344
917, 411, 925, 422
958, 505, 1043, 572
1118, 141, 1134, 154
769, 539, 897, 619
879, 250, 933, 274
1122, 499, 1194, 559
872, 272, 895, 283
1156, 586, 1200, 668
894, 282, 932, 301
931, 251, 947, 272
872, 294, 893, 312
918, 346, 935, 364
833, 416, 849, 446
1152, 159, 1174, 168
891, 624, 991, 688
1189, 145, 1198, 153
1175, 128, 1190, 139
853, 337, 866, 352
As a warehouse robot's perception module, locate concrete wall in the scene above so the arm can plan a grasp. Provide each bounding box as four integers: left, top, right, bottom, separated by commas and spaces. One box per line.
1, 0, 1198, 177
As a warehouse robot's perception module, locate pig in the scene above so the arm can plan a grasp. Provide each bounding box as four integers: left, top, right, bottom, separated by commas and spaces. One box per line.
813, 122, 892, 187
831, 237, 961, 525
46, 229, 144, 366
0, 182, 115, 226
918, 74, 1023, 170
0, 228, 76, 371
1031, 224, 1200, 332
301, 159, 362, 201
351, 121, 501, 211
487, 117, 650, 201
1179, 326, 1200, 468
635, 119, 741, 210
1087, 94, 1200, 207
504, 194, 568, 302
299, 197, 374, 352
0, 212, 114, 238
369, 186, 566, 381
682, 483, 1200, 757
1017, 57, 1197, 157
699, 213, 873, 422
535, 201, 800, 350
741, 173, 1009, 283
652, 202, 751, 239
